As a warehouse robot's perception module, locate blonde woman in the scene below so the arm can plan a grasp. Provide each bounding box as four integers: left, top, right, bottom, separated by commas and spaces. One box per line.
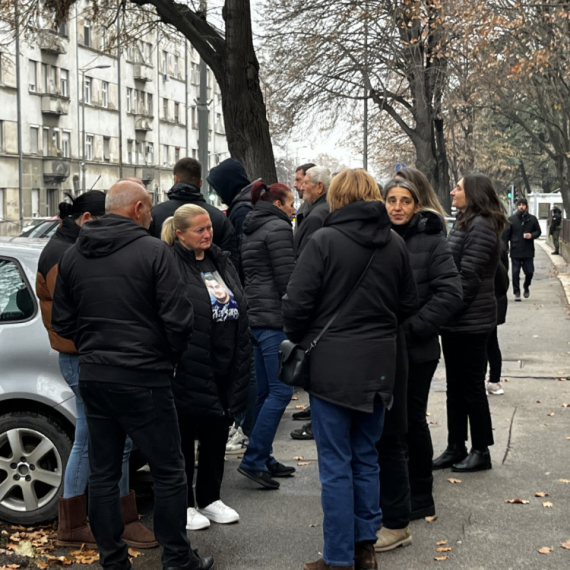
161, 205, 252, 531
282, 169, 418, 570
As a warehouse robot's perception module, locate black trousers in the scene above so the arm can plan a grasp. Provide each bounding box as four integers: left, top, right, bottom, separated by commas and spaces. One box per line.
441, 333, 494, 450
377, 359, 438, 528
80, 382, 190, 570
486, 327, 502, 384
178, 413, 230, 508
512, 257, 534, 294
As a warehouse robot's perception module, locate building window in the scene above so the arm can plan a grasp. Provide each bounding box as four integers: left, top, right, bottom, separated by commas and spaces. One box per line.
127, 140, 133, 164
175, 147, 180, 162
145, 42, 152, 64
126, 88, 132, 113
174, 55, 179, 77
163, 98, 168, 121
174, 102, 180, 124
58, 21, 68, 36
146, 142, 154, 165
60, 69, 69, 97
100, 28, 107, 51
30, 127, 39, 155
103, 136, 110, 161
28, 60, 37, 91
86, 135, 93, 160
0, 188, 4, 221
84, 19, 91, 47
163, 145, 168, 166
161, 50, 168, 74
41, 63, 48, 93
31, 188, 40, 217
47, 189, 59, 217
137, 141, 144, 165
0, 120, 3, 150
62, 131, 70, 158
42, 127, 49, 156
102, 81, 108, 108
191, 106, 197, 129
84, 77, 91, 104
133, 89, 138, 114
52, 129, 60, 153
146, 93, 153, 116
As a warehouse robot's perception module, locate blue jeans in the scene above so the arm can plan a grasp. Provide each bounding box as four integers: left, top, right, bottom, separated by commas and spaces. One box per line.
59, 354, 132, 498
234, 361, 257, 438
310, 395, 386, 567
240, 328, 293, 472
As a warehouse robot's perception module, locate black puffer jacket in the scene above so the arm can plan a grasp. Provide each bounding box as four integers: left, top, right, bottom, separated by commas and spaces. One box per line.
242, 202, 295, 329
495, 241, 509, 325
441, 215, 500, 334
395, 212, 463, 363
503, 210, 541, 259
283, 200, 418, 412
293, 193, 330, 258
149, 181, 238, 267
171, 242, 251, 418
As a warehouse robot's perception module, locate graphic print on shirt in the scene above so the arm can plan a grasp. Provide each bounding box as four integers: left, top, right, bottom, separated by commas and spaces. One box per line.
201, 271, 239, 322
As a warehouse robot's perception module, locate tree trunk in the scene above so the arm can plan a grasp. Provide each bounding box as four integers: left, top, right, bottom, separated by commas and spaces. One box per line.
221, 0, 277, 183
556, 155, 570, 217
434, 117, 452, 212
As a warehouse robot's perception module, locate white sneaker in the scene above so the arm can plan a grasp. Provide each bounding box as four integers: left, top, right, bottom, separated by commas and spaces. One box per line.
486, 382, 505, 396
226, 427, 248, 454
198, 500, 240, 524
186, 507, 210, 530
227, 423, 238, 441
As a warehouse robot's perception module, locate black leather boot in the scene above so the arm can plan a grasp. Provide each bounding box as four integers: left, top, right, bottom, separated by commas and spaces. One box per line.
432, 444, 468, 470
164, 549, 214, 570
452, 448, 492, 472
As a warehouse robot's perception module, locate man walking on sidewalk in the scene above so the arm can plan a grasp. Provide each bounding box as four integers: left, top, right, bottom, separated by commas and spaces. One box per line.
52, 180, 213, 570
503, 198, 541, 301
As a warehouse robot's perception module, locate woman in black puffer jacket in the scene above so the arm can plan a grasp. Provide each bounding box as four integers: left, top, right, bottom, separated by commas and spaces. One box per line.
434, 174, 508, 473
237, 181, 298, 488
162, 204, 251, 530
375, 178, 463, 552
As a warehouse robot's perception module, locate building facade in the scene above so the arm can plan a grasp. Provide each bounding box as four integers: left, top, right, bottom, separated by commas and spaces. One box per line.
0, 3, 228, 236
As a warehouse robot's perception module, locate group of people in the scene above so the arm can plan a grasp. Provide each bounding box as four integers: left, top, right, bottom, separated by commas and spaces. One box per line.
36, 154, 549, 570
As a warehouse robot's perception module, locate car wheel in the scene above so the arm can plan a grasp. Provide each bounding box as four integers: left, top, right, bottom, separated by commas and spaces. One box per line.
0, 411, 72, 525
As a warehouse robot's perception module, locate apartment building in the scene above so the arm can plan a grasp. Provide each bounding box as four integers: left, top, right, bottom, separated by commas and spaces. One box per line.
0, 3, 228, 236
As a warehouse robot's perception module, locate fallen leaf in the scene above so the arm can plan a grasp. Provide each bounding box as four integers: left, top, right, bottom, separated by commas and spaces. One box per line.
436, 540, 447, 545
434, 556, 449, 561
309, 523, 320, 528
566, 437, 570, 440
535, 492, 549, 497
426, 412, 431, 416
536, 400, 541, 403
559, 479, 570, 483
505, 498, 530, 504
294, 456, 304, 460
504, 378, 509, 382
430, 421, 438, 425
562, 404, 570, 408
295, 405, 306, 410
560, 538, 570, 550
128, 548, 142, 558
543, 501, 553, 507
425, 515, 438, 523
538, 546, 553, 554
437, 547, 453, 552
291, 396, 298, 400
547, 413, 555, 417
533, 335, 540, 338
447, 478, 462, 484
297, 461, 312, 466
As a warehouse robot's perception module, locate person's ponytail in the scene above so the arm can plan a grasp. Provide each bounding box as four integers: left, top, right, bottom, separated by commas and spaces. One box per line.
251, 180, 268, 205
58, 201, 74, 219
161, 216, 177, 246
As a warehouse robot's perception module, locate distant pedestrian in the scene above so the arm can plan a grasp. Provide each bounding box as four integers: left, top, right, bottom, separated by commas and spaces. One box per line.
237, 181, 297, 489
435, 174, 508, 473
161, 204, 251, 531
549, 207, 562, 255
52, 180, 213, 570
283, 169, 418, 570
149, 157, 238, 267
375, 178, 462, 553
503, 197, 541, 301
293, 162, 316, 228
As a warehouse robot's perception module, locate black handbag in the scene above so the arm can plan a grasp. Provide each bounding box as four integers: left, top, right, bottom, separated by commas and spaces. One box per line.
278, 250, 377, 389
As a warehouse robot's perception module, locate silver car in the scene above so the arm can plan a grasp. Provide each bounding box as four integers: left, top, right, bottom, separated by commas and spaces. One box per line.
0, 237, 76, 524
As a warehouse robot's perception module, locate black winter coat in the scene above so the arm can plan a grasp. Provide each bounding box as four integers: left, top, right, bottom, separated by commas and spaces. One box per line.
52, 215, 194, 386
495, 242, 509, 326
283, 200, 419, 412
171, 242, 251, 418
503, 210, 541, 259
241, 202, 295, 329
149, 182, 239, 268
441, 216, 500, 334
549, 209, 562, 235
293, 193, 330, 258
396, 212, 463, 363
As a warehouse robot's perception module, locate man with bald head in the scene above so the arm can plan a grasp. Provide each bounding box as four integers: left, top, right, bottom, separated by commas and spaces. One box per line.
53, 180, 214, 570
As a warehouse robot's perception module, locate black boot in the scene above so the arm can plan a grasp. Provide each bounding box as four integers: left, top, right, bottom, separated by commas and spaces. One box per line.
452, 448, 492, 472
164, 549, 214, 570
432, 444, 468, 470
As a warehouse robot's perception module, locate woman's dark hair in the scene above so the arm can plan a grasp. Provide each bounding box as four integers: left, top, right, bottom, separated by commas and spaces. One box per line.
251, 180, 292, 205
456, 174, 507, 234
58, 190, 106, 220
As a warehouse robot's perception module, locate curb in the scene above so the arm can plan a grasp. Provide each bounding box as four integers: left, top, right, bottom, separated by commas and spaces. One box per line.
538, 239, 570, 305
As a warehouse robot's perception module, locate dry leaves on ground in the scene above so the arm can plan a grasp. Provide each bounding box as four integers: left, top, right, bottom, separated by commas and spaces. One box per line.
437, 547, 453, 553
295, 405, 306, 410
505, 499, 530, 504
560, 538, 570, 550
547, 413, 556, 417
425, 515, 438, 523
294, 456, 303, 460
434, 555, 449, 561
559, 479, 570, 483
538, 547, 553, 555
543, 501, 553, 508
436, 541, 447, 546
291, 396, 298, 400
309, 524, 320, 528
297, 461, 312, 466
535, 492, 549, 497
447, 478, 462, 484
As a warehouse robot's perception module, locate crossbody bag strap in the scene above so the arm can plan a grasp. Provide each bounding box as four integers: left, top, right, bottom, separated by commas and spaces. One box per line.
306, 248, 377, 355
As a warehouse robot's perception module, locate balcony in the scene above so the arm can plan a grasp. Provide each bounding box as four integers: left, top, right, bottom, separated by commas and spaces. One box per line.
37, 29, 68, 55
43, 159, 70, 183
134, 64, 152, 82
135, 115, 153, 131
41, 95, 70, 116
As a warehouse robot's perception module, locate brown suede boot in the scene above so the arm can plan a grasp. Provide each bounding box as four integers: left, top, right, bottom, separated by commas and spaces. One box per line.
303, 559, 355, 570
354, 541, 378, 569
120, 490, 158, 549
56, 495, 97, 548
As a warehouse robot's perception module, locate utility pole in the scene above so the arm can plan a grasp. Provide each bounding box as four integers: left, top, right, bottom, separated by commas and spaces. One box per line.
363, 89, 368, 171
15, 3, 24, 229
197, 0, 210, 199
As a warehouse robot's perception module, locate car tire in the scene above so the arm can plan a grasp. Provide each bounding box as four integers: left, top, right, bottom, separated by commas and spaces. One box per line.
0, 411, 72, 525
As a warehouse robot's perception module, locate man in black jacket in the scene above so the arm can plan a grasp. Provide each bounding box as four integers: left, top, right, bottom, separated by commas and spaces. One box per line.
149, 157, 238, 267
293, 162, 316, 229
549, 207, 562, 255
503, 198, 541, 301
52, 180, 213, 570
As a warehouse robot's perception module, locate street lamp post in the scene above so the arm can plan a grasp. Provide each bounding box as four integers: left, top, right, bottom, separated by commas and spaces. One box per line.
80, 64, 111, 192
